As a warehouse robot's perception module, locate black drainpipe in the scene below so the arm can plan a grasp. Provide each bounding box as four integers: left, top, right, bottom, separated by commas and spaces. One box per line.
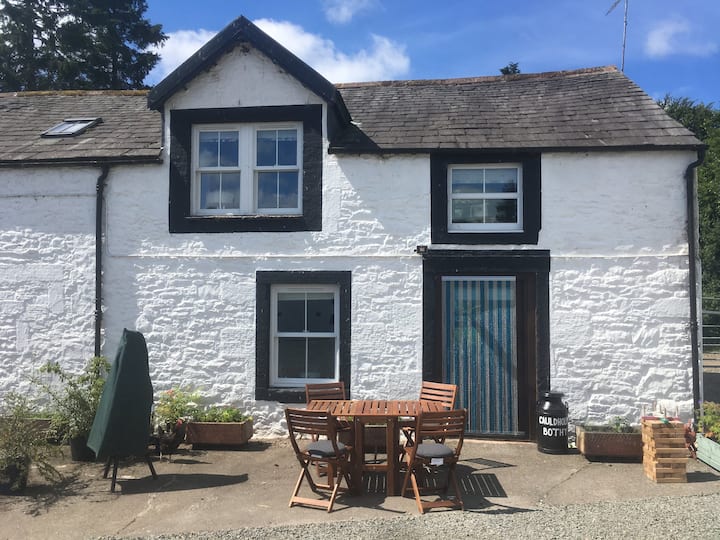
95, 165, 110, 357
686, 148, 706, 414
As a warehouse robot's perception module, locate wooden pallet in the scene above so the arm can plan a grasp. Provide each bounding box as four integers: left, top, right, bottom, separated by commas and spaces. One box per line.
641, 419, 688, 483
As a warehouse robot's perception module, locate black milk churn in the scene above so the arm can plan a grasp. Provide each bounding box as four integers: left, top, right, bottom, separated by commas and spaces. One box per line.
537, 391, 569, 454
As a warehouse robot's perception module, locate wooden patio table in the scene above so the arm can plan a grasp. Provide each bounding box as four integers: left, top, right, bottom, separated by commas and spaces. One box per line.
307, 399, 443, 495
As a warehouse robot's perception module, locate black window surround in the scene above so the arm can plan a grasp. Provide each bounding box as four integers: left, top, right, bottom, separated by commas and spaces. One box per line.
255, 271, 351, 403
169, 104, 323, 233
431, 152, 541, 244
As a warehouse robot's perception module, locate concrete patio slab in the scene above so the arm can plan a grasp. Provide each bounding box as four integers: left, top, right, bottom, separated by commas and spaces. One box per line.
2, 438, 719, 539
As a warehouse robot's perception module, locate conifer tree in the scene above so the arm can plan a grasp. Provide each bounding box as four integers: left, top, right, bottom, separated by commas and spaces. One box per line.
0, 0, 165, 91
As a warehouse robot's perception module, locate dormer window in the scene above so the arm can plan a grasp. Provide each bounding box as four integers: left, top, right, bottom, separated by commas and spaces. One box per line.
42, 118, 102, 137
169, 105, 322, 233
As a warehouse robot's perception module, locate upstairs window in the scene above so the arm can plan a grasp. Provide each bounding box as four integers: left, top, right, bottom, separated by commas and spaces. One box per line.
169, 105, 322, 234
193, 124, 302, 216
448, 164, 522, 232
431, 152, 541, 245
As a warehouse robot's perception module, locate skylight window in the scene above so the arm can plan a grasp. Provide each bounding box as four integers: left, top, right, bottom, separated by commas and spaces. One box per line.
42, 117, 102, 137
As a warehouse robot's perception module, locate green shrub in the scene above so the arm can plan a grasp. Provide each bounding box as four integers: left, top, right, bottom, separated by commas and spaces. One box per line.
0, 393, 62, 493
699, 401, 720, 441
39, 356, 109, 440
195, 406, 250, 423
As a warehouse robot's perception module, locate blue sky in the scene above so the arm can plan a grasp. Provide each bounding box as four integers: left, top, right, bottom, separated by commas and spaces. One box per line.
144, 0, 719, 104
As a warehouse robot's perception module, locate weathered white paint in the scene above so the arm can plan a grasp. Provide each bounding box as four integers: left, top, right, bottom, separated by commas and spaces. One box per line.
0, 41, 699, 437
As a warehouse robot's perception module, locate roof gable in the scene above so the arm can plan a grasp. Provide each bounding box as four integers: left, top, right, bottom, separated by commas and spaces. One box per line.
147, 16, 350, 124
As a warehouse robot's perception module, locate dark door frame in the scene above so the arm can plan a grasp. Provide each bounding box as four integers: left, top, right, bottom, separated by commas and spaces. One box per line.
422, 249, 551, 440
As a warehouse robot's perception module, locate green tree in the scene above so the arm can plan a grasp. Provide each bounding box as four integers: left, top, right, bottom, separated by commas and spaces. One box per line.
0, 0, 61, 91
500, 62, 520, 75
659, 96, 720, 296
0, 0, 165, 91
56, 0, 165, 89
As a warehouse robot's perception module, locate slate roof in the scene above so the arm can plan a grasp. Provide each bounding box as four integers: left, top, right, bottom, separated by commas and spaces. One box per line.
0, 66, 702, 167
0, 91, 162, 166
332, 66, 702, 153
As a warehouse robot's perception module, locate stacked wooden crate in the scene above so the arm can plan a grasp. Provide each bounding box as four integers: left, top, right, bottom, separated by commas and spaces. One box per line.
641, 418, 688, 483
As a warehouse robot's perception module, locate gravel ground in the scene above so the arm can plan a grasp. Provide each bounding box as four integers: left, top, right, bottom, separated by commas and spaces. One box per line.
103, 492, 720, 540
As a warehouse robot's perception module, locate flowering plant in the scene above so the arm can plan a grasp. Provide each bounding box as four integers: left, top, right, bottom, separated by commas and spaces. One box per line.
153, 388, 200, 431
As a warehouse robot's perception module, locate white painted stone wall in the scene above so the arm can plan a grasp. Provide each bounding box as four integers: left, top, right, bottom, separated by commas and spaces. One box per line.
0, 42, 700, 437
0, 166, 98, 393
541, 151, 697, 425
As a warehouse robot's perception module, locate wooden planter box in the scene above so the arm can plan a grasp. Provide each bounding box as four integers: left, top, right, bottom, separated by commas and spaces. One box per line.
697, 434, 720, 472
576, 425, 643, 459
185, 420, 253, 449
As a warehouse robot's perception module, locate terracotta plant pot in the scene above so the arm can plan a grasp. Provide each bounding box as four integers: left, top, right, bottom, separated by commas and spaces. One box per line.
0, 457, 30, 494
576, 425, 643, 460
185, 419, 253, 449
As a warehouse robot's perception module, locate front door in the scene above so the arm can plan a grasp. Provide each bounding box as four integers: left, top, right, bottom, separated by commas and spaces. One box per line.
442, 277, 519, 436
422, 251, 550, 440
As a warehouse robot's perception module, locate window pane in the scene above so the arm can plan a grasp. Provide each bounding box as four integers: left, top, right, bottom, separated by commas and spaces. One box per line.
278, 172, 299, 208
307, 338, 335, 378
277, 337, 306, 378
307, 292, 335, 332
485, 168, 518, 193
277, 129, 297, 166
452, 199, 485, 223
199, 131, 219, 167
485, 199, 518, 223
257, 130, 276, 166
277, 292, 305, 332
200, 173, 221, 209
219, 131, 239, 167
257, 171, 278, 208
451, 169, 484, 193
220, 173, 240, 209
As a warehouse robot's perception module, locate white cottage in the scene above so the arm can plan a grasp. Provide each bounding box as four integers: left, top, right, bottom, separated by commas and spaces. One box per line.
0, 16, 704, 438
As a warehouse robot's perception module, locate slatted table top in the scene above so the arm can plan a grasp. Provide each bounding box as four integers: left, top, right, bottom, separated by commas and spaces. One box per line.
307, 399, 443, 418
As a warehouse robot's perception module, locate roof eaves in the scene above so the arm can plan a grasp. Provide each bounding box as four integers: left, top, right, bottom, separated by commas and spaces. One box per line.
328, 142, 706, 155
0, 154, 164, 168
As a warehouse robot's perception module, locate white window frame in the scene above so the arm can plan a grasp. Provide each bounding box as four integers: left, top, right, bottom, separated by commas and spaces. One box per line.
447, 163, 523, 232
269, 284, 340, 387
191, 122, 303, 216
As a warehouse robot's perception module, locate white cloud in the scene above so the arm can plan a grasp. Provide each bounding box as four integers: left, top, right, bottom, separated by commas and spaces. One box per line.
323, 0, 376, 24
254, 18, 409, 82
645, 19, 718, 58
145, 19, 409, 86
146, 29, 217, 84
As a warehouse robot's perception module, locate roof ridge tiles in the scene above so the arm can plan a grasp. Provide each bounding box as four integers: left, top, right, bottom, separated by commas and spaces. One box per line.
0, 90, 150, 98
334, 65, 619, 89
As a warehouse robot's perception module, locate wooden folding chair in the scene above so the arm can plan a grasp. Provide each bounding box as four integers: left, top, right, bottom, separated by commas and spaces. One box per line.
401, 408, 466, 514
285, 407, 354, 512
401, 381, 458, 446
305, 381, 346, 403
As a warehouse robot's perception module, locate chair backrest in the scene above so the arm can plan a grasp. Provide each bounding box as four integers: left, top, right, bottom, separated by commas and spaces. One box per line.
419, 381, 457, 410
415, 408, 466, 453
305, 381, 346, 403
285, 407, 340, 455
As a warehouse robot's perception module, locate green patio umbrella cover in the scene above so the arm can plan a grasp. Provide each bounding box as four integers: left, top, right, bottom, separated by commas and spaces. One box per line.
87, 329, 154, 460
